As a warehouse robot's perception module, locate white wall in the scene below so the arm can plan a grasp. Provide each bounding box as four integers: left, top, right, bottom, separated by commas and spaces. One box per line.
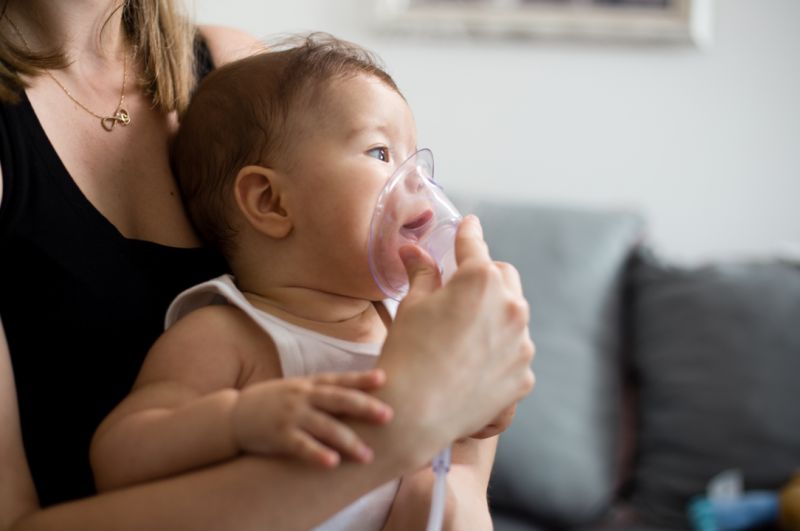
193, 0, 800, 263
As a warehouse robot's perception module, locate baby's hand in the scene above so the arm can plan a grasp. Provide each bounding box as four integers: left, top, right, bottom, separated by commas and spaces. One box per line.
232, 369, 392, 467
469, 403, 518, 439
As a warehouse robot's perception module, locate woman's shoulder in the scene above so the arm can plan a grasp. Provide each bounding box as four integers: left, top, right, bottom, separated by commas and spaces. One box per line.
197, 25, 265, 67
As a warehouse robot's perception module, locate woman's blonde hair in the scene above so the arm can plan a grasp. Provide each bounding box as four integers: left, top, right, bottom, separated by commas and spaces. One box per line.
0, 0, 197, 113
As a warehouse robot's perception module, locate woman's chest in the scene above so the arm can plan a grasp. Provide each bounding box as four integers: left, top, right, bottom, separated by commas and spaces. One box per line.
26, 86, 201, 247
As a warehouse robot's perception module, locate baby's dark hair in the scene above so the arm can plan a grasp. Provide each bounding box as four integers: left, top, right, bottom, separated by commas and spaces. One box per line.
171, 33, 401, 258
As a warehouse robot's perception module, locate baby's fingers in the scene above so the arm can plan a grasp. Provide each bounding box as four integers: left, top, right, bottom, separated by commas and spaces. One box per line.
287, 431, 341, 468
312, 368, 387, 390
302, 410, 374, 464
310, 386, 393, 424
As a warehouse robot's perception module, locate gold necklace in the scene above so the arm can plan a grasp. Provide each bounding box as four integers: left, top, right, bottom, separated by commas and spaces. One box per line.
7, 17, 131, 131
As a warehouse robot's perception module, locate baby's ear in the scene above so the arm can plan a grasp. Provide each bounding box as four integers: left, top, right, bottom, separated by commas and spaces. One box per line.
233, 165, 292, 239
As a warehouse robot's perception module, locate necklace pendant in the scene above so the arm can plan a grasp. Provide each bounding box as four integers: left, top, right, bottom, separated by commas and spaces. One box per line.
100, 108, 131, 131
116, 108, 131, 126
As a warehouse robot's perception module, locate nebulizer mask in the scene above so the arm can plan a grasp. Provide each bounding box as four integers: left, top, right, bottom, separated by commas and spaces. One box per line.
367, 148, 461, 531
368, 148, 462, 297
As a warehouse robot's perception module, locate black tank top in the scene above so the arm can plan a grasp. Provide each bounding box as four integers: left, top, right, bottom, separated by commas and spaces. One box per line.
0, 38, 226, 506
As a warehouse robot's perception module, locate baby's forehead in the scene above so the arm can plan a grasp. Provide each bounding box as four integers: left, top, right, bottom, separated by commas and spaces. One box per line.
290, 73, 404, 128
300, 72, 388, 109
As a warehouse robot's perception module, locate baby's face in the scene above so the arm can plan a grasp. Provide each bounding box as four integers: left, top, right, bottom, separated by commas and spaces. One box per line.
281, 73, 418, 300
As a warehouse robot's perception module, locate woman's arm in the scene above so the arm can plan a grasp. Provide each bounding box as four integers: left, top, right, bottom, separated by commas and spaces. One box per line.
0, 319, 39, 530
383, 437, 497, 531
4, 301, 408, 530
5, 217, 533, 531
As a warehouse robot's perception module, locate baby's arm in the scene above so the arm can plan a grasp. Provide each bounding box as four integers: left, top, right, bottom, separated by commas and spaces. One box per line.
90, 304, 391, 492
382, 436, 498, 531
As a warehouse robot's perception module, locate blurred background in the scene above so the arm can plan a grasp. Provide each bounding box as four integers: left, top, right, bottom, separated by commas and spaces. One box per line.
191, 0, 799, 264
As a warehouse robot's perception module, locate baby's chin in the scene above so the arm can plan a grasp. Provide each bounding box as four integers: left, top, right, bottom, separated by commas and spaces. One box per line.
315, 268, 387, 301
359, 282, 392, 303
357, 275, 393, 303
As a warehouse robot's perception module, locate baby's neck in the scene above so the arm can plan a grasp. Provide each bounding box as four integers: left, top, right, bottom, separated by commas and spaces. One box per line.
238, 283, 390, 344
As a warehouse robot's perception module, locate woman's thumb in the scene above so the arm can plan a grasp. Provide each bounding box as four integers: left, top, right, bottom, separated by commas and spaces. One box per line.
399, 245, 442, 297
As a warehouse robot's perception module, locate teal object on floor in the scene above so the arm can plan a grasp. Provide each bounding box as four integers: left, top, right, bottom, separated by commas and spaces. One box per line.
688, 492, 780, 531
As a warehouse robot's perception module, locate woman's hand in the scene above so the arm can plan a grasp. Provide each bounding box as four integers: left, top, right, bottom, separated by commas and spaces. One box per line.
233, 370, 393, 468
469, 402, 518, 439
376, 215, 535, 467
468, 259, 527, 439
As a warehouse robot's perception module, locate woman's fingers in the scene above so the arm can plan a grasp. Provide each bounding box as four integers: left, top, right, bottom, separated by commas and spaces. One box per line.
495, 260, 530, 331
455, 215, 490, 267
399, 244, 441, 301
401, 215, 489, 303
495, 260, 523, 297
517, 340, 536, 399
470, 403, 518, 439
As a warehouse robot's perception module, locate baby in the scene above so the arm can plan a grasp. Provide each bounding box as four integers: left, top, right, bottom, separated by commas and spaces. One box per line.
90, 35, 505, 530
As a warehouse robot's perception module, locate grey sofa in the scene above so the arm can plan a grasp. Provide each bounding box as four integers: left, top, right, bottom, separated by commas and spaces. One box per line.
455, 198, 800, 531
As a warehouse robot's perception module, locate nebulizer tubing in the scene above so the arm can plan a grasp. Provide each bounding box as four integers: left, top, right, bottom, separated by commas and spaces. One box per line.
427, 445, 452, 531
367, 148, 461, 531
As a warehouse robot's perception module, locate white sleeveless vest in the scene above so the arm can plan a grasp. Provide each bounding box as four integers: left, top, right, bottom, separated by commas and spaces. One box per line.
166, 274, 400, 531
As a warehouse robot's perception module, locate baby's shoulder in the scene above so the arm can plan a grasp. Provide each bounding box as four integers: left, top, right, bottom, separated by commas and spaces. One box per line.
143, 304, 280, 389
169, 302, 258, 341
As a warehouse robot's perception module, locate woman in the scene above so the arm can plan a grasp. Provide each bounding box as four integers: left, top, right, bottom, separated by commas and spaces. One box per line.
0, 1, 535, 529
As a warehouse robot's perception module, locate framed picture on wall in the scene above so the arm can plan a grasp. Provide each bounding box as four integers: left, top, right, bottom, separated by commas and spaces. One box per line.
375, 0, 714, 46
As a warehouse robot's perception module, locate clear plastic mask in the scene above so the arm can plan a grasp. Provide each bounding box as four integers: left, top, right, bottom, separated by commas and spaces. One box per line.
368, 148, 462, 300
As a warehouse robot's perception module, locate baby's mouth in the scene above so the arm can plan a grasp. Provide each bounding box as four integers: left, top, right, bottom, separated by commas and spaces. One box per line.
399, 209, 434, 241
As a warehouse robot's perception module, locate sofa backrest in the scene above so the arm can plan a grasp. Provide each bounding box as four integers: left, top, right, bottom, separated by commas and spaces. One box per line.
453, 198, 644, 528
627, 252, 800, 528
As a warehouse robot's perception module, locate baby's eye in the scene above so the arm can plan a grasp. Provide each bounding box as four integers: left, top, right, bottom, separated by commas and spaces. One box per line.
367, 147, 389, 162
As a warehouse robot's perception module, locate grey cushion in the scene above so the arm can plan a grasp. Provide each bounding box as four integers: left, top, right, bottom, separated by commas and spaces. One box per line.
629, 253, 800, 528
454, 198, 644, 527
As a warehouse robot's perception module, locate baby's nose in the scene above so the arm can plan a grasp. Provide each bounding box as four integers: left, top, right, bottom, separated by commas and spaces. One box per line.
403, 170, 426, 194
